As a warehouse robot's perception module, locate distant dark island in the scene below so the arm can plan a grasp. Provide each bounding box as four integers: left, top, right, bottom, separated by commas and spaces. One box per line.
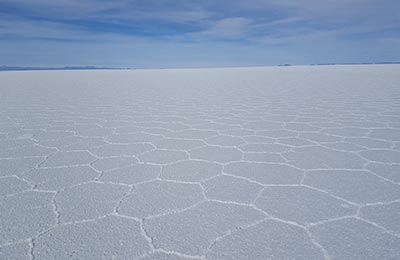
0, 66, 130, 71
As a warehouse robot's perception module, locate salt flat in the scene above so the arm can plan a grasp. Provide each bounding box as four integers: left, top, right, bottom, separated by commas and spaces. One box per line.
0, 65, 399, 260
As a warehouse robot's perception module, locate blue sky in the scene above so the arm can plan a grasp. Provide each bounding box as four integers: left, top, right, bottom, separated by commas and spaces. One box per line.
0, 0, 399, 68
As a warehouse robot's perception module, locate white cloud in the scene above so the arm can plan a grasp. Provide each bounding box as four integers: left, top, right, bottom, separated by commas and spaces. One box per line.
0, 15, 150, 43
0, 0, 212, 23
195, 17, 252, 39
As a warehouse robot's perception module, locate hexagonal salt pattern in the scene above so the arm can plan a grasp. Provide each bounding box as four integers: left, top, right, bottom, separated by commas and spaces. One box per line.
118, 180, 204, 218
34, 216, 151, 259
207, 220, 325, 260
310, 218, 400, 260
144, 201, 265, 256
1, 65, 400, 259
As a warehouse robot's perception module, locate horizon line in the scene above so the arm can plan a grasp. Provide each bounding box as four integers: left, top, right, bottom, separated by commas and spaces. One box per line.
1, 62, 400, 72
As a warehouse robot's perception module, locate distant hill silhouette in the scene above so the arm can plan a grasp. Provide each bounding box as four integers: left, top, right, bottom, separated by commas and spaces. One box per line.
310, 62, 400, 66
0, 66, 129, 71
1, 62, 399, 71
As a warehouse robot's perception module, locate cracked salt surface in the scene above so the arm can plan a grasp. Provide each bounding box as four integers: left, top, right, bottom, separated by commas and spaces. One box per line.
1, 64, 400, 259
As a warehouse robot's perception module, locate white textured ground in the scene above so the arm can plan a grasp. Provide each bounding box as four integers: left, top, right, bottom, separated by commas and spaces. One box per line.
0, 65, 399, 260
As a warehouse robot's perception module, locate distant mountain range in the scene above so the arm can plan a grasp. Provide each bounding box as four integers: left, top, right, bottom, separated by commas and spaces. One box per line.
0, 66, 129, 71
279, 62, 400, 67
1, 62, 399, 71
309, 62, 400, 66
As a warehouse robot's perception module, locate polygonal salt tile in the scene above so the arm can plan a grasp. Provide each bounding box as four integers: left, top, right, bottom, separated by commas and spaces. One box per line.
179, 118, 211, 125
144, 127, 173, 135
91, 156, 138, 171
101, 164, 161, 185
0, 157, 43, 177
257, 129, 298, 138
60, 137, 108, 151
144, 201, 265, 255
203, 175, 263, 204
242, 135, 275, 143
304, 170, 400, 204
190, 146, 242, 163
0, 176, 31, 196
277, 137, 316, 147
0, 145, 57, 158
321, 127, 369, 137
73, 118, 104, 125
98, 120, 132, 128
115, 125, 144, 133
369, 115, 400, 124
106, 133, 162, 143
194, 122, 238, 131
215, 118, 246, 125
0, 242, 30, 260
0, 138, 36, 150
263, 114, 296, 122
369, 128, 400, 141
56, 182, 129, 223
224, 162, 303, 185
243, 121, 283, 130
283, 146, 366, 169
299, 132, 343, 143
221, 129, 255, 137
345, 137, 393, 149
360, 202, 400, 234
34, 215, 150, 259
76, 127, 115, 137
68, 123, 100, 132
296, 118, 333, 125
0, 191, 55, 244
337, 120, 385, 128
161, 160, 222, 182
138, 252, 201, 260
322, 142, 364, 152
23, 166, 99, 191
7, 130, 35, 139
166, 129, 218, 140
285, 122, 321, 131
89, 143, 153, 157
359, 149, 400, 163
151, 122, 189, 131
310, 218, 400, 260
153, 138, 205, 150
38, 135, 82, 149
32, 130, 74, 141
205, 135, 245, 146
255, 186, 356, 224
366, 163, 400, 183
41, 151, 97, 167
207, 220, 324, 260
239, 143, 291, 153
243, 152, 286, 163
118, 180, 203, 218
139, 149, 188, 164
1, 190, 53, 208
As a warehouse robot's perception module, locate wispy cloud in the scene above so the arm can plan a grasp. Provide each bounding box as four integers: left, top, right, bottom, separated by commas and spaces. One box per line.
195, 17, 252, 39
